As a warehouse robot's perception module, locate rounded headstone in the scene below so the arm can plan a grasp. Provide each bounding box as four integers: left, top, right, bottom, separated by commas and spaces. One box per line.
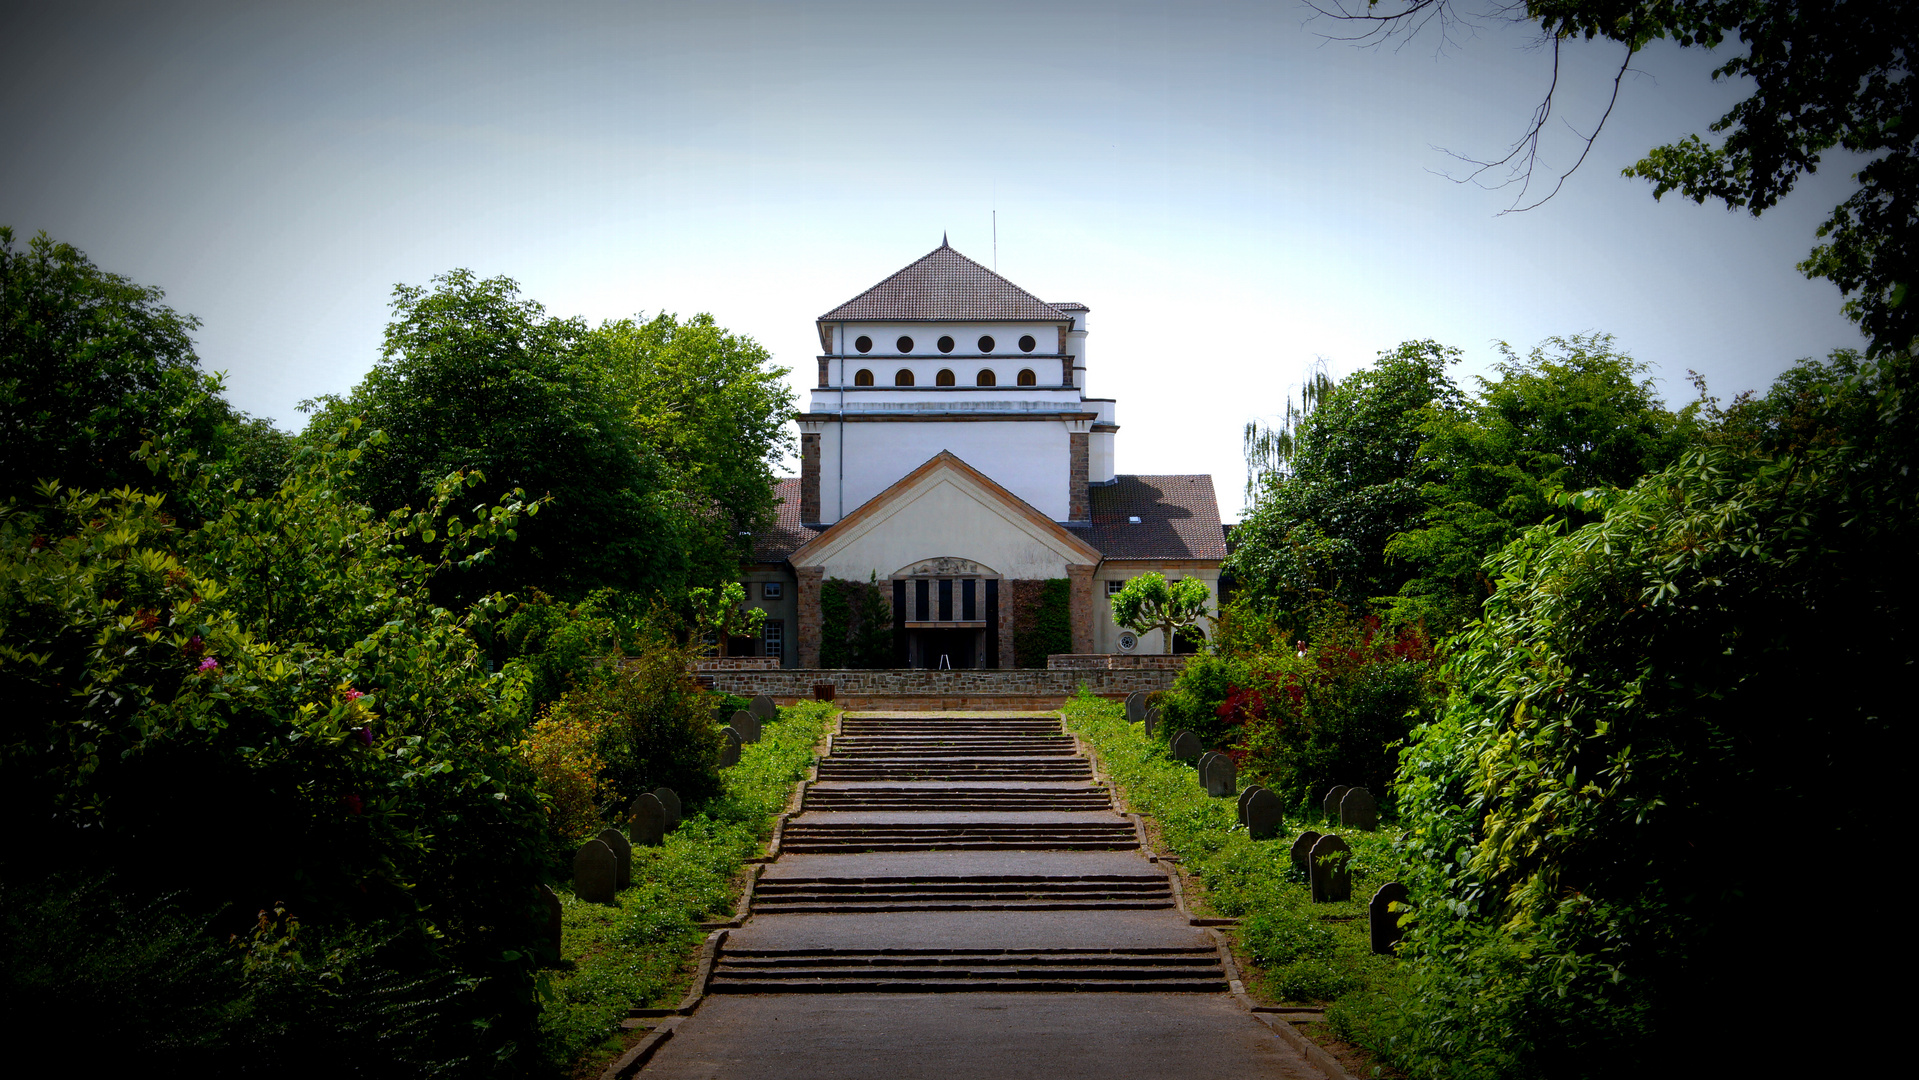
730, 709, 762, 745
1202, 753, 1237, 798
653, 787, 682, 832
1322, 785, 1351, 819
749, 694, 778, 723
628, 792, 667, 848
1340, 787, 1379, 831
1169, 730, 1202, 762
596, 827, 633, 890
1289, 830, 1323, 875
1125, 691, 1147, 723
1370, 881, 1411, 955
1144, 706, 1160, 739
1237, 785, 1262, 826
718, 726, 743, 768
1308, 833, 1353, 903
572, 838, 618, 904
1246, 788, 1284, 840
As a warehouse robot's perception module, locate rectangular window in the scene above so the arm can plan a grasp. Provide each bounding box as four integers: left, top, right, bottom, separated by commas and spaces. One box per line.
961, 578, 976, 622
938, 578, 953, 621
762, 581, 782, 600
915, 579, 930, 622
1107, 579, 1127, 596
763, 619, 784, 662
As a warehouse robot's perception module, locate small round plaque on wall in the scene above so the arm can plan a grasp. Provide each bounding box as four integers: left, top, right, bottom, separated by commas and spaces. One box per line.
1118, 632, 1138, 652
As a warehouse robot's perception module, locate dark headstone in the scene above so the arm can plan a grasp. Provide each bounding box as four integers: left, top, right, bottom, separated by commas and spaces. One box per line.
573, 838, 618, 904
1237, 786, 1261, 826
749, 694, 778, 723
596, 827, 632, 890
730, 709, 762, 745
718, 726, 742, 767
1144, 706, 1160, 739
539, 883, 563, 959
1202, 753, 1237, 797
1370, 881, 1411, 955
1195, 750, 1218, 774
1322, 785, 1351, 819
1290, 830, 1323, 875
653, 787, 682, 832
1340, 787, 1379, 831
1169, 730, 1201, 762
1246, 788, 1284, 840
1308, 833, 1352, 902
628, 792, 667, 848
1125, 691, 1147, 723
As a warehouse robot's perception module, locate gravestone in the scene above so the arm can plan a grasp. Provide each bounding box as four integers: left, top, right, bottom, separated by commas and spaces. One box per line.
1237, 786, 1261, 826
1169, 730, 1201, 762
653, 787, 682, 833
730, 709, 762, 745
1144, 706, 1161, 739
1340, 787, 1379, 831
749, 694, 778, 724
1370, 881, 1411, 955
1322, 785, 1351, 819
1201, 753, 1237, 797
596, 827, 633, 890
1125, 691, 1147, 723
628, 792, 667, 848
1195, 750, 1218, 774
1246, 788, 1284, 840
718, 726, 743, 767
1289, 830, 1323, 875
539, 883, 563, 958
1308, 833, 1353, 902
573, 838, 618, 904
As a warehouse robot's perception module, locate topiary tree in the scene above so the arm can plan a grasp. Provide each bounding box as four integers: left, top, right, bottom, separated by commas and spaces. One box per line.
1109, 572, 1212, 655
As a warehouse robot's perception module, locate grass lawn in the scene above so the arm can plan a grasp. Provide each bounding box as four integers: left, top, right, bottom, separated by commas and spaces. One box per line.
537, 700, 835, 1077
1060, 691, 1415, 1076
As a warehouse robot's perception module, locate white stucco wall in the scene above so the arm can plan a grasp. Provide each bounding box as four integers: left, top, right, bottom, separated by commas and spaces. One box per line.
817, 420, 1070, 523
805, 471, 1098, 582
1093, 566, 1221, 655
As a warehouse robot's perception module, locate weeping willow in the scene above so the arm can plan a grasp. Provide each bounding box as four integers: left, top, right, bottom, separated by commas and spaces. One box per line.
1243, 361, 1334, 506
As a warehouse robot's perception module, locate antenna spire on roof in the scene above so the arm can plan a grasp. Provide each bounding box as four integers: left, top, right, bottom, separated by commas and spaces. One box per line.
941, 231, 949, 248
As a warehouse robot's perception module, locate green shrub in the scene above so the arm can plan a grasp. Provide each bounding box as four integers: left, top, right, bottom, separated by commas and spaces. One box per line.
1013, 578, 1071, 666
818, 575, 893, 668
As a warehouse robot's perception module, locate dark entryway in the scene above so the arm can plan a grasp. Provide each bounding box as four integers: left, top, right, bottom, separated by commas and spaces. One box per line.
915, 629, 978, 669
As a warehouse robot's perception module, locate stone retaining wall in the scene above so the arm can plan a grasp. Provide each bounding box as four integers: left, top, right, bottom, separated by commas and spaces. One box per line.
700, 667, 1182, 707
1046, 653, 1193, 671
694, 657, 781, 671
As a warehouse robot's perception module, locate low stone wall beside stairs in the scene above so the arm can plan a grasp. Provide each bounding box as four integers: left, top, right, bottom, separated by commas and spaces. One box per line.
698, 667, 1181, 708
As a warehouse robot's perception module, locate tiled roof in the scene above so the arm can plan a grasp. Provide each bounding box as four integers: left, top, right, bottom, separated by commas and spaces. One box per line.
1080, 475, 1227, 561
820, 243, 1072, 322
752, 477, 821, 563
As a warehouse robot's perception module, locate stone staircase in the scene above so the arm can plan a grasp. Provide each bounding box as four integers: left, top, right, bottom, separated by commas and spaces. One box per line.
708, 945, 1226, 993
750, 874, 1175, 913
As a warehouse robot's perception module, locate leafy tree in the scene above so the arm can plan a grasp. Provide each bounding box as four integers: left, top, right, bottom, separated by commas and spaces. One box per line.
0, 227, 240, 504
579, 313, 796, 586
689, 580, 767, 653
1323, 2, 1917, 354
1391, 347, 1912, 1076
1110, 572, 1213, 654
309, 270, 687, 604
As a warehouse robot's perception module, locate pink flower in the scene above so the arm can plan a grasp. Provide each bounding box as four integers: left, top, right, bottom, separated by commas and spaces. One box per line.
197, 657, 219, 673
343, 689, 364, 703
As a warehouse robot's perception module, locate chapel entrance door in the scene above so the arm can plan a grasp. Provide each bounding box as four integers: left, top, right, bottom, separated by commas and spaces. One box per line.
916, 629, 978, 669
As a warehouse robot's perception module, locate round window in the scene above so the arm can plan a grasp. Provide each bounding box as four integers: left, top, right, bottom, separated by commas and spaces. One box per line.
978, 335, 995, 352
854, 335, 872, 353
937, 335, 955, 353
896, 335, 914, 352
1017, 369, 1037, 386
976, 369, 997, 387
1018, 334, 1037, 352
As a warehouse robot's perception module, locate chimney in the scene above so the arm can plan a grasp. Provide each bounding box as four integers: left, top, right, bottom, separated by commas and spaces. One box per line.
800, 432, 822, 522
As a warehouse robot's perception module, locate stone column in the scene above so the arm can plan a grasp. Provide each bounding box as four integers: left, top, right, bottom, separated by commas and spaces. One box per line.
1066, 563, 1097, 656
1069, 432, 1090, 521
800, 433, 822, 523
796, 566, 825, 668
997, 588, 1016, 669
817, 357, 830, 387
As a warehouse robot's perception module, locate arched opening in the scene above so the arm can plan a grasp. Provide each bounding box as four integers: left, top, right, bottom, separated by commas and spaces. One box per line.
937, 336, 955, 353
896, 335, 915, 352
1018, 334, 1037, 353
854, 368, 874, 386
894, 369, 915, 386
1017, 369, 1037, 386
976, 369, 997, 387
854, 335, 873, 353
936, 369, 955, 386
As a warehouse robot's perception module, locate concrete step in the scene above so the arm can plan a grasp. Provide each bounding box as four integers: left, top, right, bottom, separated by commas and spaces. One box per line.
778, 821, 1138, 853
832, 737, 1079, 756
815, 761, 1093, 781
802, 788, 1112, 811
840, 720, 1064, 736
709, 947, 1227, 994
753, 875, 1173, 913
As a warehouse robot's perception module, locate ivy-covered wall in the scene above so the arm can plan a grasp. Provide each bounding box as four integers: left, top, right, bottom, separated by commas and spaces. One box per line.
818, 575, 895, 669
1011, 578, 1071, 668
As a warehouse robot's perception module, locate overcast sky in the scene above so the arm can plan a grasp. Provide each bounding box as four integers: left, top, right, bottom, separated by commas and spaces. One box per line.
1, 0, 1866, 519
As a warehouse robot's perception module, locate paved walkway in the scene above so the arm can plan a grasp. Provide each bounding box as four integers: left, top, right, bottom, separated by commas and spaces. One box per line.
640, 710, 1326, 1079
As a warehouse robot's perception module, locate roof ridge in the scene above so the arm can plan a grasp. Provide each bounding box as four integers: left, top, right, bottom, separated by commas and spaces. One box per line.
818, 245, 1070, 322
